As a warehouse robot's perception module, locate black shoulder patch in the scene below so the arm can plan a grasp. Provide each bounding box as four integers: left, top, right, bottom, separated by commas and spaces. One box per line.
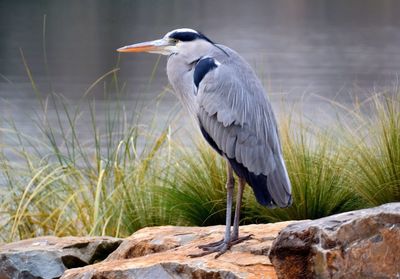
193, 57, 219, 90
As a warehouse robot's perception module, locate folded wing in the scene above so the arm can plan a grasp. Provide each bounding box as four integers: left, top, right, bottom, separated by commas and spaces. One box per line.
195, 56, 292, 207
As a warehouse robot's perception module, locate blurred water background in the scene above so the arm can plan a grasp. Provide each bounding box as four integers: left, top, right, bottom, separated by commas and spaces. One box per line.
1, 0, 400, 144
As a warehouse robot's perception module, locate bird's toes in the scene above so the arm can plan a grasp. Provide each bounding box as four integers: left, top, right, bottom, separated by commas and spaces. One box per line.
189, 242, 228, 257
230, 233, 253, 245
188, 234, 253, 258
197, 233, 253, 250
198, 239, 224, 250
214, 243, 230, 258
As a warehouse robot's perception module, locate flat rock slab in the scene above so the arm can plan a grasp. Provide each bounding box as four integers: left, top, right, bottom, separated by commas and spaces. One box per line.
269, 203, 400, 279
62, 222, 296, 279
0, 236, 122, 279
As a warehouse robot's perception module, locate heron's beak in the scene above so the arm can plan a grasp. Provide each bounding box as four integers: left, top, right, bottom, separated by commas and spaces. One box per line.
117, 38, 175, 55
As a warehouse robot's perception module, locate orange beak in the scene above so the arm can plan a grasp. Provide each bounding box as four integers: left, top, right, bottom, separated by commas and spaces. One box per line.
117, 38, 174, 55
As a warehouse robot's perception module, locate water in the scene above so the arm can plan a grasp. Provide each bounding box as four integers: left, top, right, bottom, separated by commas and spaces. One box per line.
1, 0, 400, 144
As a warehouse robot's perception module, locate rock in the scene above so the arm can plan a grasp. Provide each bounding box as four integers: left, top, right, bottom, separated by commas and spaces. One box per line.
61, 222, 295, 279
4, 203, 398, 279
269, 203, 400, 279
0, 236, 122, 279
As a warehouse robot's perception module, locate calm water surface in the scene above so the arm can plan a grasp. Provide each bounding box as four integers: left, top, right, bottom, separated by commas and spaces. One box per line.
1, 0, 400, 145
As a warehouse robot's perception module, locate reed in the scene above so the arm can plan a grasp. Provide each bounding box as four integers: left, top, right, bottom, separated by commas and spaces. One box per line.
241, 109, 363, 223
340, 92, 400, 206
1, 68, 399, 243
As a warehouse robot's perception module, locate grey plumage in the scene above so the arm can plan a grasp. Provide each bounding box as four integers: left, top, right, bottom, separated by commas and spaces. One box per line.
117, 28, 292, 256
167, 43, 291, 207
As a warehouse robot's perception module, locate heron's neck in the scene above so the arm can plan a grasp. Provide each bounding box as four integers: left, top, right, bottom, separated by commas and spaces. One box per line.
167, 54, 198, 115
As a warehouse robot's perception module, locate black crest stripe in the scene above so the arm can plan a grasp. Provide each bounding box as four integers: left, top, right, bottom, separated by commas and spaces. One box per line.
169, 31, 214, 43
168, 30, 229, 57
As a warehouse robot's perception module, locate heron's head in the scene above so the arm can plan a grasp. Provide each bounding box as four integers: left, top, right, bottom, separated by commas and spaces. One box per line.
117, 28, 218, 59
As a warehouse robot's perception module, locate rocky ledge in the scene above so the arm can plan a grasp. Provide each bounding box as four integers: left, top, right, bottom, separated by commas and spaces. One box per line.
0, 236, 122, 279
0, 203, 399, 279
1, 222, 291, 279
269, 202, 400, 279
62, 222, 292, 279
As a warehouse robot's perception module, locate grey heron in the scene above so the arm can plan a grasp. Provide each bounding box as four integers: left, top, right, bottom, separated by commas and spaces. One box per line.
117, 28, 292, 257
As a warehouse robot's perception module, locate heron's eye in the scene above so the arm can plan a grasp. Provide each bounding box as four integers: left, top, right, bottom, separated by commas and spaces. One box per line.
170, 38, 179, 44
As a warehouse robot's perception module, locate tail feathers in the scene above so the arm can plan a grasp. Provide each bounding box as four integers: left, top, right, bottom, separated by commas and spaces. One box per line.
247, 173, 275, 207
228, 155, 292, 208
266, 155, 292, 207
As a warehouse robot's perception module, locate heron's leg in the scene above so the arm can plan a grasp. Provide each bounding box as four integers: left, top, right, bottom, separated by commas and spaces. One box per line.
231, 177, 252, 244
188, 163, 235, 257
232, 177, 244, 239
222, 163, 234, 243
197, 177, 251, 250
195, 162, 234, 250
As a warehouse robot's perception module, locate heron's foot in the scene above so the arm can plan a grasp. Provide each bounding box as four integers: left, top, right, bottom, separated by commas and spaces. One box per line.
188, 241, 230, 258
198, 234, 253, 249
188, 234, 253, 258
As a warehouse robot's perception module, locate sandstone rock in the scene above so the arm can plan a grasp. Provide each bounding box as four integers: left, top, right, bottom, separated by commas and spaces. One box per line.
5, 204, 397, 279
61, 222, 296, 279
0, 236, 122, 279
269, 203, 400, 279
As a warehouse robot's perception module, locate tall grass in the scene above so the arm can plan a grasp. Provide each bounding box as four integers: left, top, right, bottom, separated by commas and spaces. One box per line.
242, 110, 362, 223
1, 68, 399, 243
162, 140, 227, 226
0, 65, 174, 242
341, 93, 400, 206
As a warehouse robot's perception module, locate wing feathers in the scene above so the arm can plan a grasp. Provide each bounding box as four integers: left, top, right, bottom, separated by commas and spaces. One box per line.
195, 48, 291, 208
225, 132, 237, 158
